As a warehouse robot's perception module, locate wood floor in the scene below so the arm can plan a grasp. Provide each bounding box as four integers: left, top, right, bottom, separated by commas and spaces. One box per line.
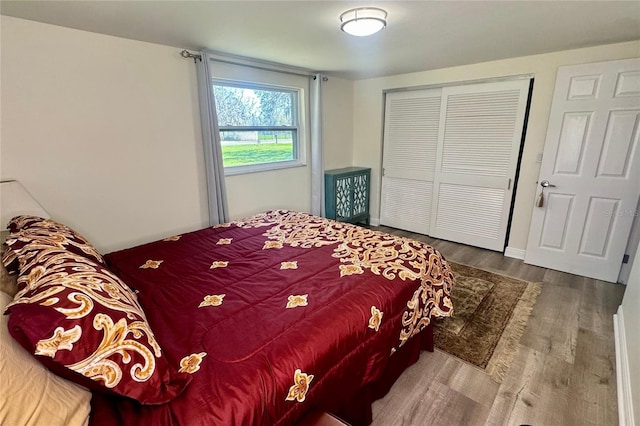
369, 226, 625, 426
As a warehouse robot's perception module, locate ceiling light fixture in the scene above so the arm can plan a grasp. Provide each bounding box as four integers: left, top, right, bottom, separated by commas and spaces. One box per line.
340, 7, 387, 37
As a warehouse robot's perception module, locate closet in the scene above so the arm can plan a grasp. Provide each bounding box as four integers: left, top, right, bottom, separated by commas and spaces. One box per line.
380, 78, 530, 251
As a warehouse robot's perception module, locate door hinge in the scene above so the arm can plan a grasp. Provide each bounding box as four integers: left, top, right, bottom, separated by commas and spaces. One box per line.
622, 254, 629, 264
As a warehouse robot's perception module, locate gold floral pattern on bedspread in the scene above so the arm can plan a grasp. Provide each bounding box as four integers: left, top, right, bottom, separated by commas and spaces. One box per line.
140, 260, 163, 269
263, 241, 283, 250
286, 294, 308, 309
339, 264, 364, 277
199, 294, 225, 308
280, 261, 298, 270
285, 369, 314, 403
35, 325, 82, 357
179, 352, 207, 374
368, 306, 383, 332
232, 210, 454, 348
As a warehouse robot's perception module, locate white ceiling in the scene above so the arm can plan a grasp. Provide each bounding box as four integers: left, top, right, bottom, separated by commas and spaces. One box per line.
1, 1, 639, 80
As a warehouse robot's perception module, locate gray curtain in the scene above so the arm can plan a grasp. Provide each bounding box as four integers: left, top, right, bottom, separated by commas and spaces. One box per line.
196, 52, 229, 225
310, 73, 325, 216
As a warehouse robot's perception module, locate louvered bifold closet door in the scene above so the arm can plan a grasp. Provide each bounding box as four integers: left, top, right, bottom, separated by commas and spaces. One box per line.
429, 80, 530, 251
380, 88, 442, 234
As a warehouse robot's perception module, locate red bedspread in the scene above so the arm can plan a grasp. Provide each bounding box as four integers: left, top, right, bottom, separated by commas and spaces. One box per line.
92, 211, 454, 425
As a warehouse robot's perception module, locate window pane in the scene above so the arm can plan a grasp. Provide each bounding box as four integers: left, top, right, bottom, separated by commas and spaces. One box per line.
220, 130, 295, 167
213, 85, 294, 127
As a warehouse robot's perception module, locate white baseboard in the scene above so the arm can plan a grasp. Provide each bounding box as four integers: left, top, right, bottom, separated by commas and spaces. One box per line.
614, 307, 635, 426
504, 246, 526, 260
370, 217, 380, 226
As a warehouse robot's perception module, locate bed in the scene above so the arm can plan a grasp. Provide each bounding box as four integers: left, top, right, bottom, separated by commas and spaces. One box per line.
1, 210, 454, 425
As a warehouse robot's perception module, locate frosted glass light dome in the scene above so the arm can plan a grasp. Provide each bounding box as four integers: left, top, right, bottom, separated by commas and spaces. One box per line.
340, 7, 387, 37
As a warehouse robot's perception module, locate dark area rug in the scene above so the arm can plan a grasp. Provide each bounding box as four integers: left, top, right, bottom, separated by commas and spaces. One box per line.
434, 262, 541, 382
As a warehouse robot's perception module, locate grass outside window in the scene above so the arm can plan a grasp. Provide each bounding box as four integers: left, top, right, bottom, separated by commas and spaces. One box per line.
221, 142, 294, 167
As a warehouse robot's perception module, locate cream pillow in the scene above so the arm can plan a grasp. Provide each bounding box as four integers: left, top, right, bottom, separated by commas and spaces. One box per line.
0, 291, 92, 426
0, 261, 17, 297
1, 231, 17, 297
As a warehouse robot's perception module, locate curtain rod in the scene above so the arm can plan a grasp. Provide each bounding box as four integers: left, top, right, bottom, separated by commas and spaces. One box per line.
179, 49, 327, 80
180, 50, 202, 63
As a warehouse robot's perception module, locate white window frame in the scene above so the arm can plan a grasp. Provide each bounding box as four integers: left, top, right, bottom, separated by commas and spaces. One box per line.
213, 78, 307, 176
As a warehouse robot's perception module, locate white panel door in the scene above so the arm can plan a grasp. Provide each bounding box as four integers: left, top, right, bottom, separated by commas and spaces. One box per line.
525, 58, 640, 282
380, 89, 441, 234
429, 80, 531, 251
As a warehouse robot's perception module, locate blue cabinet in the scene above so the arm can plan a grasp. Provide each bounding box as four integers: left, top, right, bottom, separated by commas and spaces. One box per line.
325, 167, 370, 224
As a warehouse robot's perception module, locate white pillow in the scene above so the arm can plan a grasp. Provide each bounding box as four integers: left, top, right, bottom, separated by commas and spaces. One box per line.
0, 291, 92, 426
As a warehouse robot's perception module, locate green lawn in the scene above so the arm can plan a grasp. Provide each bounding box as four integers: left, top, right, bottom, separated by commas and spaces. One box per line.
222, 143, 294, 167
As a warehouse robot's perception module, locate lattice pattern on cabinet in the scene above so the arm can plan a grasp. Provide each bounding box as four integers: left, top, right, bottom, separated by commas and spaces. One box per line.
353, 174, 368, 215
335, 178, 353, 218
325, 167, 370, 224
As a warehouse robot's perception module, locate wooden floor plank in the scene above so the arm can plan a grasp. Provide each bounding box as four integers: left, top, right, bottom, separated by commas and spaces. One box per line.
374, 380, 490, 426
567, 327, 619, 426
578, 279, 625, 336
371, 350, 452, 422
485, 345, 572, 426
519, 282, 579, 364
368, 226, 624, 426
438, 355, 501, 407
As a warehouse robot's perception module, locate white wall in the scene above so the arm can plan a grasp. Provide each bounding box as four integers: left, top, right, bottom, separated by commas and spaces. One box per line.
0, 16, 354, 251
323, 76, 354, 170
225, 167, 310, 220
352, 40, 640, 251
618, 241, 640, 423
1, 16, 209, 253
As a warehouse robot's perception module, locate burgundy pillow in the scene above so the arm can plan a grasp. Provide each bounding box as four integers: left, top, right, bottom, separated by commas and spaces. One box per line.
5, 246, 191, 404
3, 216, 106, 274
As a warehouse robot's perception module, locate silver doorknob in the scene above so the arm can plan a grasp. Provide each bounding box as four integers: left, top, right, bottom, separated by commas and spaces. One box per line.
540, 180, 556, 188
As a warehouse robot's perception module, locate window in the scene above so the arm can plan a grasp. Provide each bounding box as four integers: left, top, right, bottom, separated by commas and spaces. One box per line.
213, 80, 303, 174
